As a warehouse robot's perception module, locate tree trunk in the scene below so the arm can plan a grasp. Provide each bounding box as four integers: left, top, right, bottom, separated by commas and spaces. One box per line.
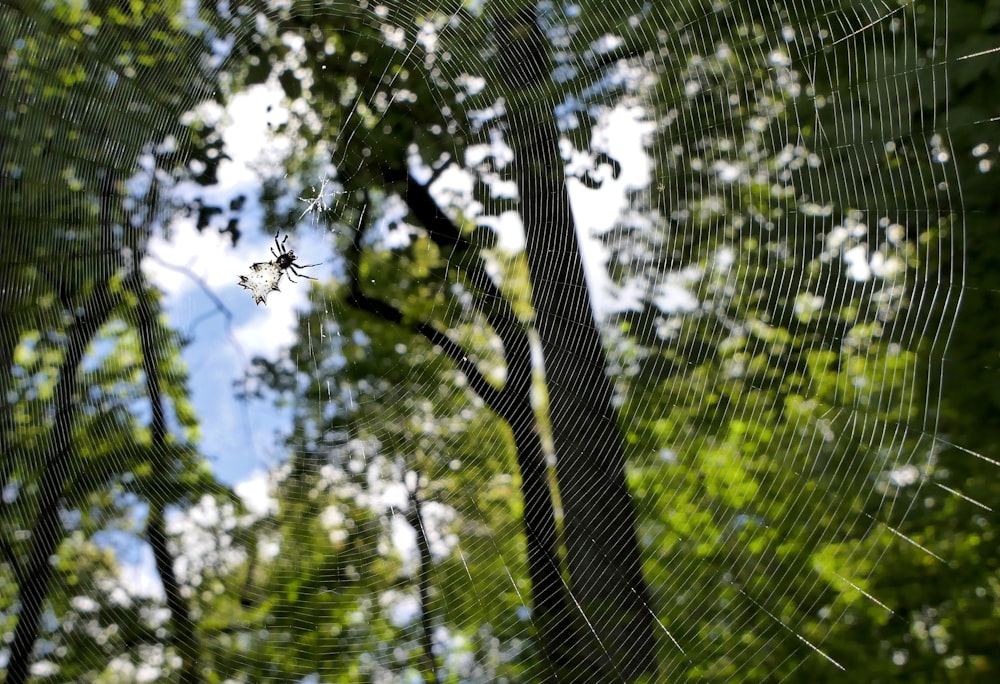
498, 8, 657, 680
133, 273, 202, 684
6, 170, 121, 684
5, 284, 115, 684
347, 195, 578, 677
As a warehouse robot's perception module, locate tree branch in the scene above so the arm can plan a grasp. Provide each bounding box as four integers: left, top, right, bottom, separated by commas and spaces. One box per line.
391, 169, 535, 402
344, 204, 505, 412
0, 536, 24, 586
378, 169, 577, 677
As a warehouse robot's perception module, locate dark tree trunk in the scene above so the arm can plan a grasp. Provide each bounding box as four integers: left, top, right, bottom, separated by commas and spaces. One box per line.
507, 406, 591, 678
498, 8, 657, 680
408, 485, 442, 684
6, 171, 121, 684
5, 284, 115, 684
133, 273, 201, 684
346, 195, 578, 677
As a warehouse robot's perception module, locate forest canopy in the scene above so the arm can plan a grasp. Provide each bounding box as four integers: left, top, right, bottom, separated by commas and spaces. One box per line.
1, 0, 999, 682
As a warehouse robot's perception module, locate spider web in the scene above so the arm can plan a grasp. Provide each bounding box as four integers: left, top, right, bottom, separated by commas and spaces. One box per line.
2, 0, 997, 682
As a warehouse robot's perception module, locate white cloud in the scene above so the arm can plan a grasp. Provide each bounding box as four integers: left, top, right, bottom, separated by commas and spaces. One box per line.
144, 219, 249, 297
236, 470, 278, 518
232, 290, 303, 356
567, 105, 657, 319
654, 280, 700, 314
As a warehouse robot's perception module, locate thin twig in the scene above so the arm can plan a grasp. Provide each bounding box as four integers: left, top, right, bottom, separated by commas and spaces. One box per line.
144, 254, 247, 361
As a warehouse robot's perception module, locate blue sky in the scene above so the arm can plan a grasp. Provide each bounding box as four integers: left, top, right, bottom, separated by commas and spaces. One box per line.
145, 86, 329, 487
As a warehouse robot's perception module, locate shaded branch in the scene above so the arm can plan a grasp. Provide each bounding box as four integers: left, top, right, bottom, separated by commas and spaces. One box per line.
0, 536, 23, 586
389, 169, 534, 400
407, 481, 441, 684
131, 271, 202, 684
344, 204, 505, 412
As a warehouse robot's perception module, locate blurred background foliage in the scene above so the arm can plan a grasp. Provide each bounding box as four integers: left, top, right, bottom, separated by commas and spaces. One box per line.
1, 0, 999, 681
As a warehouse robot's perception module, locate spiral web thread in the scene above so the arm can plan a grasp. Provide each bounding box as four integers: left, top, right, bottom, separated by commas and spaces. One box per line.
2, 0, 995, 682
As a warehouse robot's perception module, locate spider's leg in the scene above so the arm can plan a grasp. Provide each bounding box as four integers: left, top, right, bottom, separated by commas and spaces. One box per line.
285, 271, 298, 284
271, 247, 279, 259
274, 231, 291, 256
289, 265, 318, 280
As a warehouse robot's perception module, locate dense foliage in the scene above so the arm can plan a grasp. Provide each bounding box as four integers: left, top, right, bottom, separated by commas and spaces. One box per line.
2, 0, 998, 682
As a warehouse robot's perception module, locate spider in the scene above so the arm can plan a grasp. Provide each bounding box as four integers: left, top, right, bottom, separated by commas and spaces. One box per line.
238, 232, 322, 305
270, 232, 321, 283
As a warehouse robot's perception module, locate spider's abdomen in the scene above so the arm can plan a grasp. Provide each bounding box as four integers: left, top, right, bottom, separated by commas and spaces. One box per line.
238, 261, 284, 305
